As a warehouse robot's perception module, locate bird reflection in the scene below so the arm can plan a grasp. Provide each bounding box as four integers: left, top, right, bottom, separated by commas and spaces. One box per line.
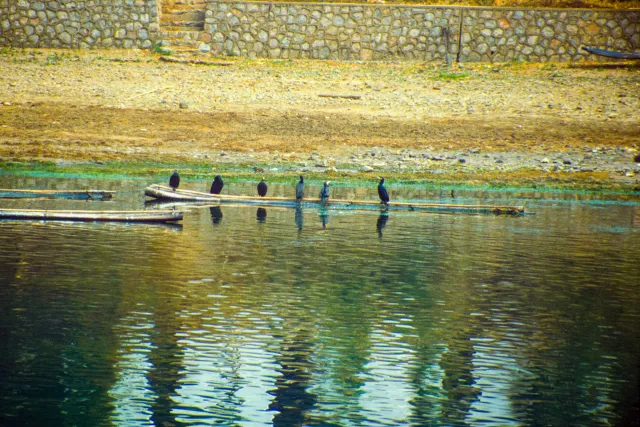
210, 206, 223, 224
320, 211, 328, 229
376, 213, 389, 238
257, 207, 267, 223
295, 206, 303, 231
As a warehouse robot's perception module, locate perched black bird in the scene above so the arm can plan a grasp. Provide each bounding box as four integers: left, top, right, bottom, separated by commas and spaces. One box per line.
169, 170, 180, 191
210, 175, 224, 194
634, 153, 640, 163
296, 176, 305, 200
319, 181, 330, 201
377, 177, 390, 205
257, 178, 268, 197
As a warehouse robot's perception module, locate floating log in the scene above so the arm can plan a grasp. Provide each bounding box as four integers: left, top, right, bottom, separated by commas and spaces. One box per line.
144, 184, 524, 215
0, 189, 115, 200
581, 46, 640, 59
0, 208, 183, 223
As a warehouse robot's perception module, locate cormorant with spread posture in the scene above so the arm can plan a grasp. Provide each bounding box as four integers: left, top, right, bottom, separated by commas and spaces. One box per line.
257, 178, 268, 197
377, 177, 389, 205
210, 175, 224, 194
169, 170, 180, 191
319, 181, 330, 202
296, 176, 305, 201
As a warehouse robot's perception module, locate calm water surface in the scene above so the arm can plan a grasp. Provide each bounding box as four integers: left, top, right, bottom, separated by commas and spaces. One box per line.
0, 176, 639, 426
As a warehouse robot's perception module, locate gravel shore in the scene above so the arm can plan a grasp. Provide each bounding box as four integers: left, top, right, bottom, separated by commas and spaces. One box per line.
1, 48, 639, 189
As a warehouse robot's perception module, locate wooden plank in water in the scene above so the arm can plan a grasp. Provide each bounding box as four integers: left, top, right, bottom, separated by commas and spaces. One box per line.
0, 189, 115, 200
0, 208, 183, 222
145, 184, 524, 215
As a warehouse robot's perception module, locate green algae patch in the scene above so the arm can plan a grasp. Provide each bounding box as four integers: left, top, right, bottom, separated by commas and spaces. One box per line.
2, 160, 639, 197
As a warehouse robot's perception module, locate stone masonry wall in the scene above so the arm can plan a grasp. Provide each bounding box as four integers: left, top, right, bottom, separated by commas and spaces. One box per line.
203, 1, 639, 62
0, 0, 159, 49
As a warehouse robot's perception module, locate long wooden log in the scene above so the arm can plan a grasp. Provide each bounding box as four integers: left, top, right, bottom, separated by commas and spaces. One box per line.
0, 208, 183, 222
0, 189, 115, 200
145, 184, 524, 215
158, 56, 235, 66
318, 94, 362, 100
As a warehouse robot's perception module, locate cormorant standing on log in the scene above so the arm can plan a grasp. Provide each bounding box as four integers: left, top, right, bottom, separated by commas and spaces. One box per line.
319, 181, 330, 202
296, 176, 305, 201
169, 170, 180, 191
257, 178, 268, 197
377, 177, 389, 205
210, 175, 224, 194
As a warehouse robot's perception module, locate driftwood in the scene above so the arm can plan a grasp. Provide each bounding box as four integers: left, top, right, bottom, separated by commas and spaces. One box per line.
145, 184, 524, 215
158, 56, 235, 66
0, 208, 183, 223
318, 94, 362, 100
0, 189, 115, 200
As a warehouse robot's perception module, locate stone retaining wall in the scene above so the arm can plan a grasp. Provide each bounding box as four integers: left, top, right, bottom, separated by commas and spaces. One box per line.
203, 1, 639, 62
0, 0, 637, 62
0, 0, 159, 49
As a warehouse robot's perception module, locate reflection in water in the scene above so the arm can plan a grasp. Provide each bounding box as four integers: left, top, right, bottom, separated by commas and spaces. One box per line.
269, 327, 317, 426
257, 207, 267, 223
376, 213, 389, 238
319, 211, 328, 229
295, 206, 303, 231
1, 178, 639, 427
210, 206, 223, 224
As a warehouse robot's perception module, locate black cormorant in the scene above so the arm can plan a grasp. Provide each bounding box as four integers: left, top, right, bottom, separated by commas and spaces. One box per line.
210, 175, 224, 194
377, 177, 389, 205
319, 181, 330, 201
257, 178, 268, 197
296, 176, 305, 200
169, 170, 180, 191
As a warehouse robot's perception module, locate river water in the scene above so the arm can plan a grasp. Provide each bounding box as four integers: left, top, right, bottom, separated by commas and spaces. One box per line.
1, 176, 639, 426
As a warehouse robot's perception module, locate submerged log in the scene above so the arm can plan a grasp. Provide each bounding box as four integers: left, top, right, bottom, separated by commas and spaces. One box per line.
144, 184, 524, 215
0, 189, 115, 200
0, 208, 183, 222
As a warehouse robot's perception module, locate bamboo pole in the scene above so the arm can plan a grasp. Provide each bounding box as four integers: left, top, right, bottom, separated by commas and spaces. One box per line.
0, 189, 115, 199
0, 208, 183, 222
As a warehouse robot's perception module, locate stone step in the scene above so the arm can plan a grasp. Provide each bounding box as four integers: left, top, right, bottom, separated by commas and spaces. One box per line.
162, 10, 204, 21
171, 0, 206, 5
160, 29, 203, 39
161, 17, 205, 29
162, 3, 206, 16
161, 21, 205, 30
162, 8, 205, 19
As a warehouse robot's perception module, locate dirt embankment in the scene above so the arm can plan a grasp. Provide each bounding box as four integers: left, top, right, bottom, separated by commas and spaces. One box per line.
0, 49, 639, 188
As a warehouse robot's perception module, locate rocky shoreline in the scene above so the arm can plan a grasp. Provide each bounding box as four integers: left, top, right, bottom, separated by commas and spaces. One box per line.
0, 49, 639, 190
